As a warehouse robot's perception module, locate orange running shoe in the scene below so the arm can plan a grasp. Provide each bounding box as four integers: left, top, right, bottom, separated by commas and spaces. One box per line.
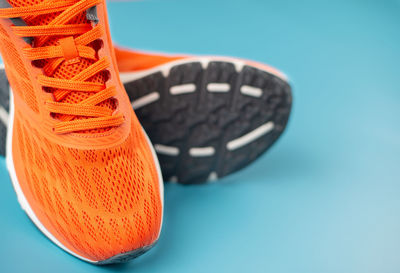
115, 47, 292, 184
0, 0, 163, 264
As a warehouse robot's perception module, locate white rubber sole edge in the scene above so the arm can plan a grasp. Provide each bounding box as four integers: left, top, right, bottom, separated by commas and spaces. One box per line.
5, 89, 164, 264
119, 56, 289, 84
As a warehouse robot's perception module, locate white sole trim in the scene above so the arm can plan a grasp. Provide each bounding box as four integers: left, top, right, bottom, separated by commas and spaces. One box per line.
226, 121, 275, 151
240, 85, 263, 98
170, 84, 196, 95
154, 144, 179, 156
189, 146, 215, 157
131, 92, 160, 110
207, 83, 230, 93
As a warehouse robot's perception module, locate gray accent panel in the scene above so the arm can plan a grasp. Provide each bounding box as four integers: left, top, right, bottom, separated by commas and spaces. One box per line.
0, 122, 6, 156
0, 68, 9, 112
86, 6, 99, 24
0, 0, 33, 44
0, 0, 11, 8
0, 68, 8, 156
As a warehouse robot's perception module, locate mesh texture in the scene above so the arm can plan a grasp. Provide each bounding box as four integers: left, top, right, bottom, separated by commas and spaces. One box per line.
14, 111, 162, 261
0, 25, 39, 112
8, 0, 116, 133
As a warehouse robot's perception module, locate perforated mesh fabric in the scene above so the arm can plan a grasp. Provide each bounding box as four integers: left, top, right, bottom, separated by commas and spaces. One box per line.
8, 0, 116, 133
14, 111, 162, 261
0, 25, 39, 112
1, 0, 163, 261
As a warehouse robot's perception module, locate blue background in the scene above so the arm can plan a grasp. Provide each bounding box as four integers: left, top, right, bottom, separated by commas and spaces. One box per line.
1, 0, 399, 272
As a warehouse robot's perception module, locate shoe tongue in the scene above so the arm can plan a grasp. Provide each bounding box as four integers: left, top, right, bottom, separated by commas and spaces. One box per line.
8, 0, 116, 134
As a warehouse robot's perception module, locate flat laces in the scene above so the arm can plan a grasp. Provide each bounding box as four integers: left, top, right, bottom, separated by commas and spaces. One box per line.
0, 0, 124, 134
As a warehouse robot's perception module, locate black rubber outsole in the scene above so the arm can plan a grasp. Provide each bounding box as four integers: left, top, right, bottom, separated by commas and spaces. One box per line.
0, 60, 292, 185
123, 59, 292, 184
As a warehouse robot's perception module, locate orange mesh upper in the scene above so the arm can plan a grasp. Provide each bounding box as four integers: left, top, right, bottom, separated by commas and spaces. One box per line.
114, 46, 185, 73
0, 0, 162, 262
14, 110, 161, 261
0, 24, 38, 112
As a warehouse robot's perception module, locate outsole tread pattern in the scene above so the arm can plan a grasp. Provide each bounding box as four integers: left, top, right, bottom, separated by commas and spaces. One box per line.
125, 60, 292, 184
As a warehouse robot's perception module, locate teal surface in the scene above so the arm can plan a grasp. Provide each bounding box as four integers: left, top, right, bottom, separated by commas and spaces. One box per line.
1, 0, 400, 272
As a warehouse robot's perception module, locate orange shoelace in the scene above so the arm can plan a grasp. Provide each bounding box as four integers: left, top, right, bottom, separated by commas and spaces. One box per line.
0, 0, 124, 134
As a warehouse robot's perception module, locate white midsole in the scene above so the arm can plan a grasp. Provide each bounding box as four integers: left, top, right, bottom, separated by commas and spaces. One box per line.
5, 89, 164, 263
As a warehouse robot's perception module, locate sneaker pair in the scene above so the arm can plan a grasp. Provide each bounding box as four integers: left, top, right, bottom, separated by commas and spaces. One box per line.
0, 0, 291, 264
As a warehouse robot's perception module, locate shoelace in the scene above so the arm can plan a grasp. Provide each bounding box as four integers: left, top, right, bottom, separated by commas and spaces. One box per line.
0, 0, 124, 134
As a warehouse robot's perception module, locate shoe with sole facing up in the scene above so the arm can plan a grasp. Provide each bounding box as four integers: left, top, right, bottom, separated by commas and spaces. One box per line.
0, 0, 163, 264
0, 46, 292, 185
115, 47, 292, 184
